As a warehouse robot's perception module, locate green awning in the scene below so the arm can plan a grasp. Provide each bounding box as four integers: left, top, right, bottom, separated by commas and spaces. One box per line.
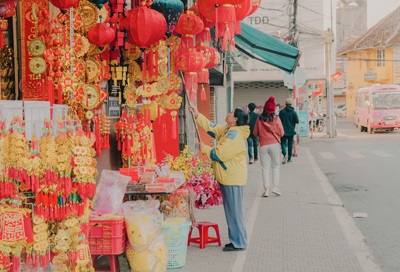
235, 22, 301, 74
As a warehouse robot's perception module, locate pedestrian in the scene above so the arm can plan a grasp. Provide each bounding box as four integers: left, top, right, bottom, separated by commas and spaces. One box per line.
253, 96, 284, 197
247, 102, 259, 164
279, 98, 299, 164
188, 105, 249, 252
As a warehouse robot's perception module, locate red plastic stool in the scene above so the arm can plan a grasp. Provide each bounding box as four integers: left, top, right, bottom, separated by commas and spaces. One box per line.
92, 255, 120, 272
187, 221, 221, 249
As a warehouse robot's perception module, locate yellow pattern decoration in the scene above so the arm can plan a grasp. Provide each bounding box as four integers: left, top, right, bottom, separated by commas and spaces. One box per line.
136, 83, 159, 97
123, 83, 138, 108
158, 92, 182, 110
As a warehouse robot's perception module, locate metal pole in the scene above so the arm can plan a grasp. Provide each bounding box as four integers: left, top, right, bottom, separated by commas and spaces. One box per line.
323, 28, 334, 138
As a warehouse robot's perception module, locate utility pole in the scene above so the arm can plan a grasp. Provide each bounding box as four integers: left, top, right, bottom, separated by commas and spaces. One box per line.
323, 28, 335, 138
288, 0, 298, 48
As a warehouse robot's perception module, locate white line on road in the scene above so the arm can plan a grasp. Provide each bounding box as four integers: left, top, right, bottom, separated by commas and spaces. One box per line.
371, 150, 393, 157
346, 151, 365, 158
306, 147, 382, 272
320, 151, 336, 159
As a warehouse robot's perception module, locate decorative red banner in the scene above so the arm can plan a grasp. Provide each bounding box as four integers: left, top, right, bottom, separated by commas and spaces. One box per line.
21, 0, 48, 100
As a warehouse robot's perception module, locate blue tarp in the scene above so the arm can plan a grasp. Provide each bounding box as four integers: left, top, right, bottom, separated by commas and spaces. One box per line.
235, 22, 301, 74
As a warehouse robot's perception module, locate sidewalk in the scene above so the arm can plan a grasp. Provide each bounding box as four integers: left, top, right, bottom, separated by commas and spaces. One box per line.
179, 144, 382, 272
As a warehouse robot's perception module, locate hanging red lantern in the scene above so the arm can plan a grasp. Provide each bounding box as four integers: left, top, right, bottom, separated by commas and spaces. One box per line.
195, 44, 220, 84
197, 0, 238, 51
127, 5, 166, 49
87, 23, 116, 48
188, 5, 215, 43
49, 0, 79, 14
234, 0, 252, 34
174, 13, 204, 49
247, 0, 261, 16
175, 48, 206, 101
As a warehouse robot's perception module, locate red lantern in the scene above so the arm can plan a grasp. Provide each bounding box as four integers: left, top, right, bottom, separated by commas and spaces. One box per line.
197, 0, 237, 51
175, 49, 206, 101
49, 0, 79, 14
127, 5, 166, 49
234, 0, 252, 34
196, 45, 220, 85
247, 0, 261, 16
188, 5, 215, 43
87, 23, 116, 47
174, 13, 204, 49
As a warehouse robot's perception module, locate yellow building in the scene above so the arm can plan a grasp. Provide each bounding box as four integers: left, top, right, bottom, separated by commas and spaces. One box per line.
337, 6, 400, 120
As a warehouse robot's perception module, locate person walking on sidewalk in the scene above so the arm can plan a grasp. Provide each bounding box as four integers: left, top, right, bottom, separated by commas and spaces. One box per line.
279, 98, 299, 164
189, 105, 249, 252
253, 96, 284, 197
247, 103, 259, 164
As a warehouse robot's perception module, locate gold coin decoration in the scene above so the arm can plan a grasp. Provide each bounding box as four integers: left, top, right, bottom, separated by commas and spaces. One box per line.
28, 39, 46, 56
81, 3, 99, 31
82, 84, 100, 110
123, 84, 138, 108
136, 83, 159, 97
29, 57, 46, 74
86, 59, 100, 83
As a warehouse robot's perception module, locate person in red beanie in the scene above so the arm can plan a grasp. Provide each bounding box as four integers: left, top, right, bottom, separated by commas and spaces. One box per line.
253, 96, 284, 197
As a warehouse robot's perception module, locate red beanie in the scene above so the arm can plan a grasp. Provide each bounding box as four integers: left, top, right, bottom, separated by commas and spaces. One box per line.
264, 96, 276, 114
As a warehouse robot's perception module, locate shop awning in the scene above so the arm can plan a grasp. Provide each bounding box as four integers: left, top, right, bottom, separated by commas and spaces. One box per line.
235, 23, 301, 74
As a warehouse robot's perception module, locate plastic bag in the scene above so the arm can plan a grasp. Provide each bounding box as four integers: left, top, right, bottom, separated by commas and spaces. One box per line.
122, 200, 163, 249
92, 170, 130, 215
125, 234, 167, 272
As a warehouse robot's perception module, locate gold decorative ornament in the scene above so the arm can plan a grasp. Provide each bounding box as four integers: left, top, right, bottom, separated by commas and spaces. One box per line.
128, 61, 142, 82
136, 83, 159, 97
82, 84, 100, 110
29, 57, 46, 74
28, 39, 46, 56
123, 83, 138, 108
156, 78, 170, 94
88, 43, 108, 56
158, 92, 182, 110
81, 3, 99, 31
85, 111, 94, 120
86, 59, 100, 83
158, 60, 168, 78
157, 43, 168, 59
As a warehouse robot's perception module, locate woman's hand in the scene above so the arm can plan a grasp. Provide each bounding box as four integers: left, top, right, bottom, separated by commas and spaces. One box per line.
188, 105, 199, 118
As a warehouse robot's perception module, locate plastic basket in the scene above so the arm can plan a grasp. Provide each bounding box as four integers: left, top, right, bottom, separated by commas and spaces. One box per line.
161, 220, 192, 269
89, 219, 125, 237
89, 219, 126, 255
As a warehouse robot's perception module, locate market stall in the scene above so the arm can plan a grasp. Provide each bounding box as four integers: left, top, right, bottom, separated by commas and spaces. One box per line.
0, 0, 261, 270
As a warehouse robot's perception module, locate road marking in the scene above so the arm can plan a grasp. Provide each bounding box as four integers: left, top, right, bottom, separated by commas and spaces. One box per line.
306, 148, 383, 272
346, 151, 365, 158
371, 150, 393, 157
320, 152, 336, 159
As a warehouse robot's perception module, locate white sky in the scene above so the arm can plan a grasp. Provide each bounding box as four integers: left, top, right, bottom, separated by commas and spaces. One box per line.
367, 0, 400, 27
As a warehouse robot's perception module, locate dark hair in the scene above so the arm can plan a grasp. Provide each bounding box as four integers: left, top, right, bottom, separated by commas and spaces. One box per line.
260, 112, 275, 122
248, 103, 256, 112
234, 108, 248, 126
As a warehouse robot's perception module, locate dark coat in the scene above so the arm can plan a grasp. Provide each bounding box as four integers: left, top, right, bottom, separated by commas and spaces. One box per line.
279, 106, 299, 136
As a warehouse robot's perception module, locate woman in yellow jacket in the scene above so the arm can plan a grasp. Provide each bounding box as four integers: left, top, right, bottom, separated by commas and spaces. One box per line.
189, 106, 250, 252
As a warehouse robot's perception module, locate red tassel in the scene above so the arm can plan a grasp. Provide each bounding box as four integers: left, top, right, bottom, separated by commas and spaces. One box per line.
0, 33, 4, 48
200, 85, 207, 101
197, 69, 209, 84
196, 28, 211, 43
190, 89, 195, 102
235, 21, 242, 35
184, 72, 198, 92
57, 82, 62, 104
180, 34, 195, 50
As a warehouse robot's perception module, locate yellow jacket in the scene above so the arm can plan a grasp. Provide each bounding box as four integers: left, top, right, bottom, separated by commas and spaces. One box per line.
196, 113, 250, 186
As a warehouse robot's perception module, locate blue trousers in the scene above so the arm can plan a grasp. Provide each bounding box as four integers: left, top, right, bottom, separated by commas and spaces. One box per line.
247, 135, 259, 160
281, 135, 294, 160
219, 183, 247, 249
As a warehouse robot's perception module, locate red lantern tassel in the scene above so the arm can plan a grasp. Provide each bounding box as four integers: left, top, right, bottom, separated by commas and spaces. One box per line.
200, 85, 207, 101
181, 34, 195, 50
197, 69, 209, 84
235, 21, 242, 35
148, 50, 154, 81
57, 81, 62, 104
171, 111, 177, 140
184, 72, 198, 92
196, 28, 211, 43
0, 33, 4, 49
190, 89, 195, 102
142, 50, 147, 87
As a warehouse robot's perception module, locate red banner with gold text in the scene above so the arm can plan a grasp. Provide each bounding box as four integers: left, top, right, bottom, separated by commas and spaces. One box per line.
21, 0, 48, 100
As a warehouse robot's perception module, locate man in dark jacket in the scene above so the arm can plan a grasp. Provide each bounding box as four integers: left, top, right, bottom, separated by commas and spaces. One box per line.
247, 103, 259, 164
279, 98, 299, 164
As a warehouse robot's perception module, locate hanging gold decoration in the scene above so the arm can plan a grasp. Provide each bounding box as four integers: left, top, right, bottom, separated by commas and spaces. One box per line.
136, 83, 159, 97
123, 83, 138, 108
158, 92, 182, 110
86, 59, 101, 83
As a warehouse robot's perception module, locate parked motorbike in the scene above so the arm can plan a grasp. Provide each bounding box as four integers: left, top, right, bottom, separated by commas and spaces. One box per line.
309, 113, 325, 132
